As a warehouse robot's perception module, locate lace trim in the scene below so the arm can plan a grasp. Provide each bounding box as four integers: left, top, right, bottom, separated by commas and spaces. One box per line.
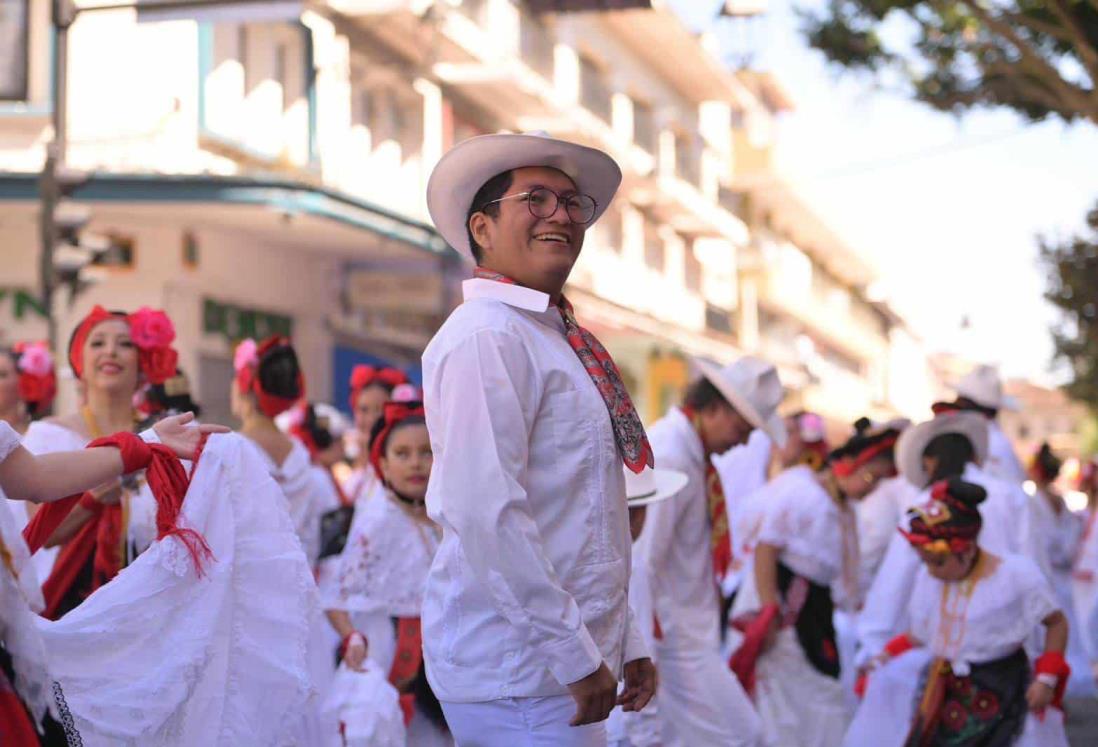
52, 680, 83, 747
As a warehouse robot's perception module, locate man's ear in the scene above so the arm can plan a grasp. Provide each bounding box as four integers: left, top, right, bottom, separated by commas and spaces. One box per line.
469, 212, 492, 256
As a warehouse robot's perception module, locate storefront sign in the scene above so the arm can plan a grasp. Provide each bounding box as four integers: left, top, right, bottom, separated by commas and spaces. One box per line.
202, 297, 292, 342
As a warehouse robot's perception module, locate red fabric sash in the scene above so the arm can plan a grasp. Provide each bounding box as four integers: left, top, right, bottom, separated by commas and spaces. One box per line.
388, 617, 423, 726
472, 268, 653, 474
0, 668, 41, 747
728, 603, 779, 697
681, 406, 733, 585
24, 438, 213, 618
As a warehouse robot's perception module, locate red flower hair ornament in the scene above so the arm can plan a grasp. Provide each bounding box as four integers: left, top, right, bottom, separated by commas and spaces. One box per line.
68, 306, 179, 386
13, 341, 57, 411
348, 365, 408, 410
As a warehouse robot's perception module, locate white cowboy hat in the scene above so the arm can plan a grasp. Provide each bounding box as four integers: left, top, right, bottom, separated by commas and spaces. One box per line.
953, 364, 1018, 411
895, 411, 990, 488
425, 131, 622, 263
693, 356, 787, 447
625, 466, 689, 507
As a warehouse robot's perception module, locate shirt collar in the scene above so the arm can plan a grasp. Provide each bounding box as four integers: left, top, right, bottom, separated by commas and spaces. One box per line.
462, 278, 551, 313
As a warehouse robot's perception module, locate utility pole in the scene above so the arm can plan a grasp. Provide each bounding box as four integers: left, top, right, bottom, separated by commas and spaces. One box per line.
39, 0, 77, 352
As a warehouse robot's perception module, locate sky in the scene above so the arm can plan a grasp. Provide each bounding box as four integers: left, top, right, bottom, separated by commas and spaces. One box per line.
670, 0, 1098, 384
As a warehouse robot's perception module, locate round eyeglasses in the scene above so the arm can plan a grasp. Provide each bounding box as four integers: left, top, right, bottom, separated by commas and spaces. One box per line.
478, 186, 598, 225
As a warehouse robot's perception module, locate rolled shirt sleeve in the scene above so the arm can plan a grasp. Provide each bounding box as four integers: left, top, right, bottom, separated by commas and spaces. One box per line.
430, 328, 603, 685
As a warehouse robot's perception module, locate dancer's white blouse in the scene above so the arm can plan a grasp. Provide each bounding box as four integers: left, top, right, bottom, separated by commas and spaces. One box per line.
908, 553, 1058, 672
324, 490, 439, 618
0, 421, 52, 723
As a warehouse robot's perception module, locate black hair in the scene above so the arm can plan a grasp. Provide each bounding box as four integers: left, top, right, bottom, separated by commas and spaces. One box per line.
1035, 442, 1063, 481
368, 405, 427, 459
145, 367, 201, 418
947, 478, 988, 509
301, 403, 334, 451
827, 417, 899, 467
465, 170, 514, 264
923, 432, 976, 485
257, 342, 303, 400
683, 377, 730, 412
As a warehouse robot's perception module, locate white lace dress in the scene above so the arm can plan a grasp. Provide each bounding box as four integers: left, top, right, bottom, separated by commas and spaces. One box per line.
730, 467, 859, 747
322, 490, 451, 747
0, 421, 53, 725
845, 554, 1068, 747
34, 433, 321, 746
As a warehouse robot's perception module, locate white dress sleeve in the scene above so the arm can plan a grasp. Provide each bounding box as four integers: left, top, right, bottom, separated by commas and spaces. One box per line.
756, 476, 843, 586
0, 420, 22, 463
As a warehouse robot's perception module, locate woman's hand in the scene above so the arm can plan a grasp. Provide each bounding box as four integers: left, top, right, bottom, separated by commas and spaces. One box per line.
152, 413, 230, 461
1025, 680, 1055, 712
343, 632, 368, 672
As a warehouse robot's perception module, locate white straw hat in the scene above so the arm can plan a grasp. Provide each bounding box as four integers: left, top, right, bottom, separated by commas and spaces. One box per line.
426, 132, 622, 262
895, 411, 990, 488
625, 467, 689, 507
693, 356, 787, 447
954, 364, 1018, 411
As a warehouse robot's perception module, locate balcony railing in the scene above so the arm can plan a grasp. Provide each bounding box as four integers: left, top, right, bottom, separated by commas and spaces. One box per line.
717, 186, 745, 218
675, 135, 701, 188
633, 100, 657, 154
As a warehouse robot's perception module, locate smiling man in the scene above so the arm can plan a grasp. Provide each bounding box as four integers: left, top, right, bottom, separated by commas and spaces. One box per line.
420, 132, 657, 746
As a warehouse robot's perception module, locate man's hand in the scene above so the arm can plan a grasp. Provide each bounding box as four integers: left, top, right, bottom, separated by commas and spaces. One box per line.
153, 412, 230, 461
617, 657, 657, 712
567, 663, 618, 726
1026, 680, 1055, 712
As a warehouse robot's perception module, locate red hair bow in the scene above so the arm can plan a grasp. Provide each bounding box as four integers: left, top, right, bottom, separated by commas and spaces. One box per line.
369, 401, 425, 483
348, 365, 408, 409
234, 336, 305, 419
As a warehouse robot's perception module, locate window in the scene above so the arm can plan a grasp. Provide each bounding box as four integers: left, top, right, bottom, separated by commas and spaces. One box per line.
675, 132, 701, 187
520, 9, 555, 81
0, 0, 29, 101
579, 55, 612, 123
643, 215, 664, 270
683, 236, 701, 292
633, 98, 657, 154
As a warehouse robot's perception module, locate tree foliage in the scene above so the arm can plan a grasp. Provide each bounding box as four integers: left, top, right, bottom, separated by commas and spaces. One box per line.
801, 0, 1098, 125
1041, 204, 1098, 410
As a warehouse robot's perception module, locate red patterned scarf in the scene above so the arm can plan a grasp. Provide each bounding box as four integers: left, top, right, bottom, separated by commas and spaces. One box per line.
473, 268, 653, 473
682, 406, 732, 585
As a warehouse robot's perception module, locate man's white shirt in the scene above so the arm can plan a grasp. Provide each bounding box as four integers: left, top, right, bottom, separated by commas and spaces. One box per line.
421, 278, 646, 703
638, 408, 722, 651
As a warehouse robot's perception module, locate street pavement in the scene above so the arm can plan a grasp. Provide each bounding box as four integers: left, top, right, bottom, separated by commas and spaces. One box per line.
1065, 698, 1098, 745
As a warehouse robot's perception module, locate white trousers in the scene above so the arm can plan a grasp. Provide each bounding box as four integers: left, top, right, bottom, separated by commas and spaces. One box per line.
655, 642, 763, 747
442, 694, 607, 747
755, 629, 848, 747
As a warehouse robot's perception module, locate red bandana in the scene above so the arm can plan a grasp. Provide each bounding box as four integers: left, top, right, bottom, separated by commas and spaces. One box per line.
472, 268, 654, 474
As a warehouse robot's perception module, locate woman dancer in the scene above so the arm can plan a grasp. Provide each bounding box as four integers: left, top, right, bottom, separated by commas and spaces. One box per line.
324, 400, 451, 746
729, 418, 902, 747
848, 479, 1070, 747
21, 307, 178, 618
1, 412, 222, 745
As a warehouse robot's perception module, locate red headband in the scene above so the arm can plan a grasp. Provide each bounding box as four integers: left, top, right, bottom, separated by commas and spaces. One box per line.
68, 305, 179, 386
899, 480, 983, 553
369, 401, 426, 483
234, 336, 305, 419
832, 434, 899, 478
349, 365, 409, 410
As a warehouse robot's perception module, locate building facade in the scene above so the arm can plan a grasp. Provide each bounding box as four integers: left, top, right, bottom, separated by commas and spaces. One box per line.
0, 0, 925, 428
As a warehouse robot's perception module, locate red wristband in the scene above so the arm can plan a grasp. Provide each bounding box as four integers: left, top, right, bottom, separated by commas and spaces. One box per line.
884, 633, 915, 658
1035, 651, 1070, 680
88, 432, 153, 475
